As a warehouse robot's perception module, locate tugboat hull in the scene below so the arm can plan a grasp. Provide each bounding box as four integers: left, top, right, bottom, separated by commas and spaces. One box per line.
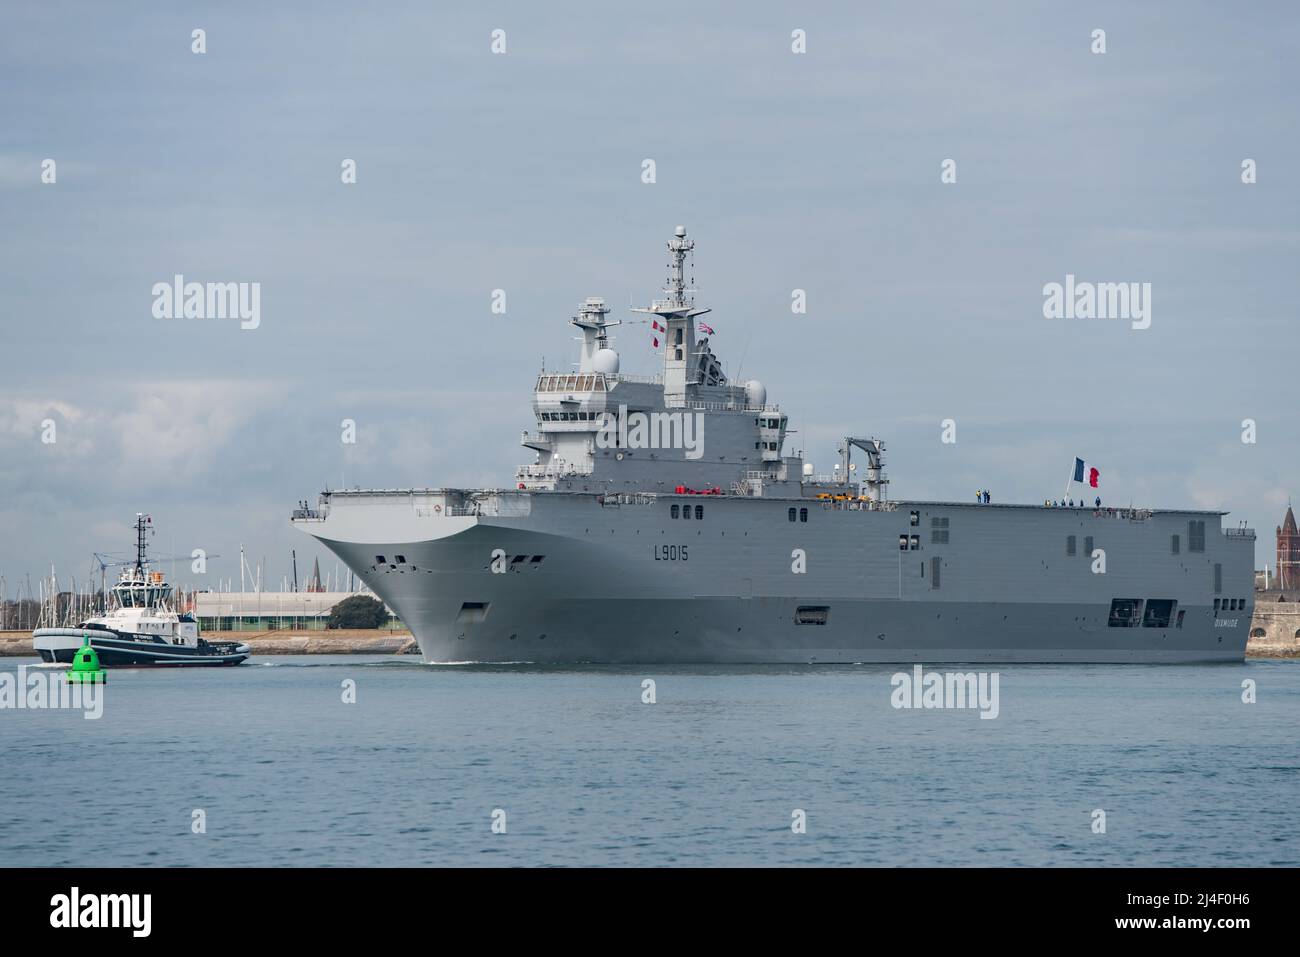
33, 628, 250, 667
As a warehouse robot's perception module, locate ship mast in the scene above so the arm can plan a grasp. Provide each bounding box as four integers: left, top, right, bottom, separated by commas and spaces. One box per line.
572, 297, 620, 372
134, 513, 150, 573
632, 226, 711, 407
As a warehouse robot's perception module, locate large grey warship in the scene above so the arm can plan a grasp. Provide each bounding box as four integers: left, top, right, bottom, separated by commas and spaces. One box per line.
293, 227, 1254, 663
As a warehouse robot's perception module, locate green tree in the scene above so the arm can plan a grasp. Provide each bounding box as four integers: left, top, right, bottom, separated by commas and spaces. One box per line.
327, 595, 388, 629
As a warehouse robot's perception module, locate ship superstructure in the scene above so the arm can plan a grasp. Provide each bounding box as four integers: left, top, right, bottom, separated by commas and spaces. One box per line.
292, 228, 1254, 663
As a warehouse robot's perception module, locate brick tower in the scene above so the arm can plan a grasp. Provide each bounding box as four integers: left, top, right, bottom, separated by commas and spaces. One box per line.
1278, 505, 1300, 591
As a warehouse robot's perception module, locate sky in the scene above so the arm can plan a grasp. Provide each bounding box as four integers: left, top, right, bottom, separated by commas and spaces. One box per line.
2, 0, 1298, 595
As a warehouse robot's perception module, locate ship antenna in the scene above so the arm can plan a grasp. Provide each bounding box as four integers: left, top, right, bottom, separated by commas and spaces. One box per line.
134, 513, 148, 573
667, 225, 693, 307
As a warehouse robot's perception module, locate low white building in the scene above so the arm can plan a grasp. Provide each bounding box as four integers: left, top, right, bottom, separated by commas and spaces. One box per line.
192, 590, 397, 632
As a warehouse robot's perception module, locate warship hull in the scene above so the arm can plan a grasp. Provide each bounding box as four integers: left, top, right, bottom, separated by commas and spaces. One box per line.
298, 491, 1254, 664
291, 228, 1255, 665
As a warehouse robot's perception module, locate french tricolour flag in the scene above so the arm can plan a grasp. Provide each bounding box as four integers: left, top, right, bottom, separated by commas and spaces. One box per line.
1073, 457, 1100, 488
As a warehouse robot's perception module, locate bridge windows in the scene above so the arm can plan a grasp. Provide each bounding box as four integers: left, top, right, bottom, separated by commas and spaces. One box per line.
695, 505, 703, 520
671, 505, 679, 519
799, 508, 808, 523
536, 374, 599, 392
540, 411, 601, 422
788, 507, 796, 522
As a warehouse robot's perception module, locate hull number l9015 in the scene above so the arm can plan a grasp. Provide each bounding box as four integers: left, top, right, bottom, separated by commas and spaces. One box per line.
654, 545, 688, 561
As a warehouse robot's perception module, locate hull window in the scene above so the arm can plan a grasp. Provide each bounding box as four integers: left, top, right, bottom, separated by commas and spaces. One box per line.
795, 606, 829, 626
1107, 599, 1143, 628
1142, 599, 1176, 628
456, 602, 490, 624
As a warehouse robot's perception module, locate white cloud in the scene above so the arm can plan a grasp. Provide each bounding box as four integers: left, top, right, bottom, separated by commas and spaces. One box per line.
0, 379, 285, 490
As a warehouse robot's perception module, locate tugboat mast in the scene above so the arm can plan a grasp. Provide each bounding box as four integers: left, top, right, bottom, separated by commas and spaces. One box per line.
134, 513, 151, 573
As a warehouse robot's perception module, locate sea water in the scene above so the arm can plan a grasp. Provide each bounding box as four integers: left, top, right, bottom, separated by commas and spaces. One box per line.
1, 655, 1296, 867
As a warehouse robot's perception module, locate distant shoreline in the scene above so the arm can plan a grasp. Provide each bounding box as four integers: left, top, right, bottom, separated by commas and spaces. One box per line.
2, 630, 1296, 659
0, 629, 418, 657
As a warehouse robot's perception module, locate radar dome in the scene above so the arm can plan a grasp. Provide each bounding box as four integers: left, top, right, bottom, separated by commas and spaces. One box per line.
802, 463, 814, 477
744, 380, 766, 408
592, 348, 620, 375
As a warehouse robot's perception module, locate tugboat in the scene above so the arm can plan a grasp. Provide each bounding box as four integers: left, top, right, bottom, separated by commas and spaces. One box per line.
33, 514, 250, 667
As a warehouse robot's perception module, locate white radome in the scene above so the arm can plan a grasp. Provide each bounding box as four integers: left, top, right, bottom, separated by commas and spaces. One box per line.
592, 348, 620, 375
745, 379, 766, 408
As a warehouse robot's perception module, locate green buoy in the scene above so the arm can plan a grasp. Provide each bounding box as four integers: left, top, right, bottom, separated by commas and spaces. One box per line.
65, 635, 106, 684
